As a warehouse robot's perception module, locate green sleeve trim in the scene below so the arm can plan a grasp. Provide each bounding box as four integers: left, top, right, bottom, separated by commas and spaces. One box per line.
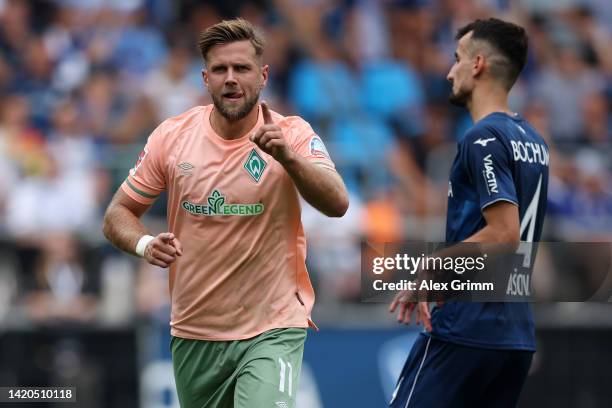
126, 178, 159, 199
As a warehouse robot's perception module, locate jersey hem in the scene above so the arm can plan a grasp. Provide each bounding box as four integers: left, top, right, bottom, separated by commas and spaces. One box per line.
125, 178, 159, 199
170, 321, 310, 342
480, 197, 518, 211
312, 161, 336, 171
422, 332, 536, 352
120, 181, 155, 205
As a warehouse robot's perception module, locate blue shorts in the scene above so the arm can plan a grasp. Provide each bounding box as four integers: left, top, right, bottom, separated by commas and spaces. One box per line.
389, 335, 533, 408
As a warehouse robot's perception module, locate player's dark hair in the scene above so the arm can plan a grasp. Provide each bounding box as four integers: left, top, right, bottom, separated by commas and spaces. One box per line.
456, 18, 528, 90
198, 18, 265, 64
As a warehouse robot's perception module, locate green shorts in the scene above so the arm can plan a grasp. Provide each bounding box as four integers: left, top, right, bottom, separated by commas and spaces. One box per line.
171, 328, 307, 408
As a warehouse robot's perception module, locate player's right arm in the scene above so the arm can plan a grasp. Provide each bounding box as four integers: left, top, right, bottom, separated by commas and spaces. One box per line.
102, 189, 182, 268
103, 122, 182, 268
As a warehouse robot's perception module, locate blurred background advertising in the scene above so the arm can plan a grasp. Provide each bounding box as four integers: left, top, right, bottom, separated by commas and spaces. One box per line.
0, 0, 610, 407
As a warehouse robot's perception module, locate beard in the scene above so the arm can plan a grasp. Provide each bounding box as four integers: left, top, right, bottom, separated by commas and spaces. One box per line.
211, 90, 260, 122
448, 87, 470, 107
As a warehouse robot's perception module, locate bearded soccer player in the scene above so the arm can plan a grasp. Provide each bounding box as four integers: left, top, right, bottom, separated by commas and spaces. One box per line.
102, 18, 348, 408
389, 18, 549, 407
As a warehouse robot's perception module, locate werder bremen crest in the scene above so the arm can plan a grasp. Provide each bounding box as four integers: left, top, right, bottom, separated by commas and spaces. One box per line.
244, 149, 267, 182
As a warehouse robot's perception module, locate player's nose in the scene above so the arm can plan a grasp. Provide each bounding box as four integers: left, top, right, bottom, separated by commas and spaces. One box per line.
225, 68, 238, 85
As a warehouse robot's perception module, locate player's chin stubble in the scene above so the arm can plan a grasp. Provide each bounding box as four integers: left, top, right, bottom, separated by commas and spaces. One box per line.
449, 88, 469, 107
212, 92, 260, 122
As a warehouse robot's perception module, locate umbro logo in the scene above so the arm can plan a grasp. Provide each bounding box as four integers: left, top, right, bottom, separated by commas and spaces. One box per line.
178, 162, 194, 171
473, 137, 496, 147
178, 162, 194, 175
275, 402, 288, 408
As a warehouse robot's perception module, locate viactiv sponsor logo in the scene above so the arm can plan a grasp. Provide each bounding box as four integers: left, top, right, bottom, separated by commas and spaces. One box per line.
482, 154, 499, 195
181, 189, 264, 216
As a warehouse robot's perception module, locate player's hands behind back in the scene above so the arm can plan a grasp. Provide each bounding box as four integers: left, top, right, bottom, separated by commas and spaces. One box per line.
144, 232, 183, 268
250, 101, 293, 164
389, 291, 433, 332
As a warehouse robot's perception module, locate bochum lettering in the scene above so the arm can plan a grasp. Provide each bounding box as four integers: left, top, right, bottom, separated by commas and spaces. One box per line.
510, 140, 549, 166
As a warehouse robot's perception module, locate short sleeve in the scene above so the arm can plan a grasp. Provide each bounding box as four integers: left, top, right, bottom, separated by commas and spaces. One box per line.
289, 119, 336, 171
120, 124, 167, 205
462, 127, 517, 210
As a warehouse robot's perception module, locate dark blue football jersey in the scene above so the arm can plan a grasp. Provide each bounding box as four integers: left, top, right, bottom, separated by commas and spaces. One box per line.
430, 112, 549, 351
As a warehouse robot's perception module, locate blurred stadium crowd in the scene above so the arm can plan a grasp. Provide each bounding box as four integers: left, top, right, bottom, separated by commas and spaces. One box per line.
0, 0, 610, 326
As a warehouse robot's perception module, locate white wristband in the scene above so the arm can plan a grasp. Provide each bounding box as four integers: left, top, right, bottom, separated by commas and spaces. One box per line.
135, 235, 155, 257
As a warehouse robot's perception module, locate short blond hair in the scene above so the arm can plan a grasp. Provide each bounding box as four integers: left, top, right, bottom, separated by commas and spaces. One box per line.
198, 18, 265, 63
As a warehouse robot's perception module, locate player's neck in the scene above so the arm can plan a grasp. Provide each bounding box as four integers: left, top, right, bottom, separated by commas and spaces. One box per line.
468, 85, 513, 124
210, 106, 259, 140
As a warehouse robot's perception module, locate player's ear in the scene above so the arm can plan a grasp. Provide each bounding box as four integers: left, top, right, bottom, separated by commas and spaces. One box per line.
473, 54, 486, 78
260, 64, 269, 89
202, 68, 209, 88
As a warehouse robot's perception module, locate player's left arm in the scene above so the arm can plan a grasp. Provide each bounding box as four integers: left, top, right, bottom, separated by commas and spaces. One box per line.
392, 129, 522, 329
251, 102, 349, 217
465, 201, 519, 244
463, 127, 520, 247
281, 154, 349, 217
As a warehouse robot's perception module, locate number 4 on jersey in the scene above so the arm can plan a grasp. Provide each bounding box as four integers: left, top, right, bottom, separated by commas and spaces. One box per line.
517, 174, 542, 267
